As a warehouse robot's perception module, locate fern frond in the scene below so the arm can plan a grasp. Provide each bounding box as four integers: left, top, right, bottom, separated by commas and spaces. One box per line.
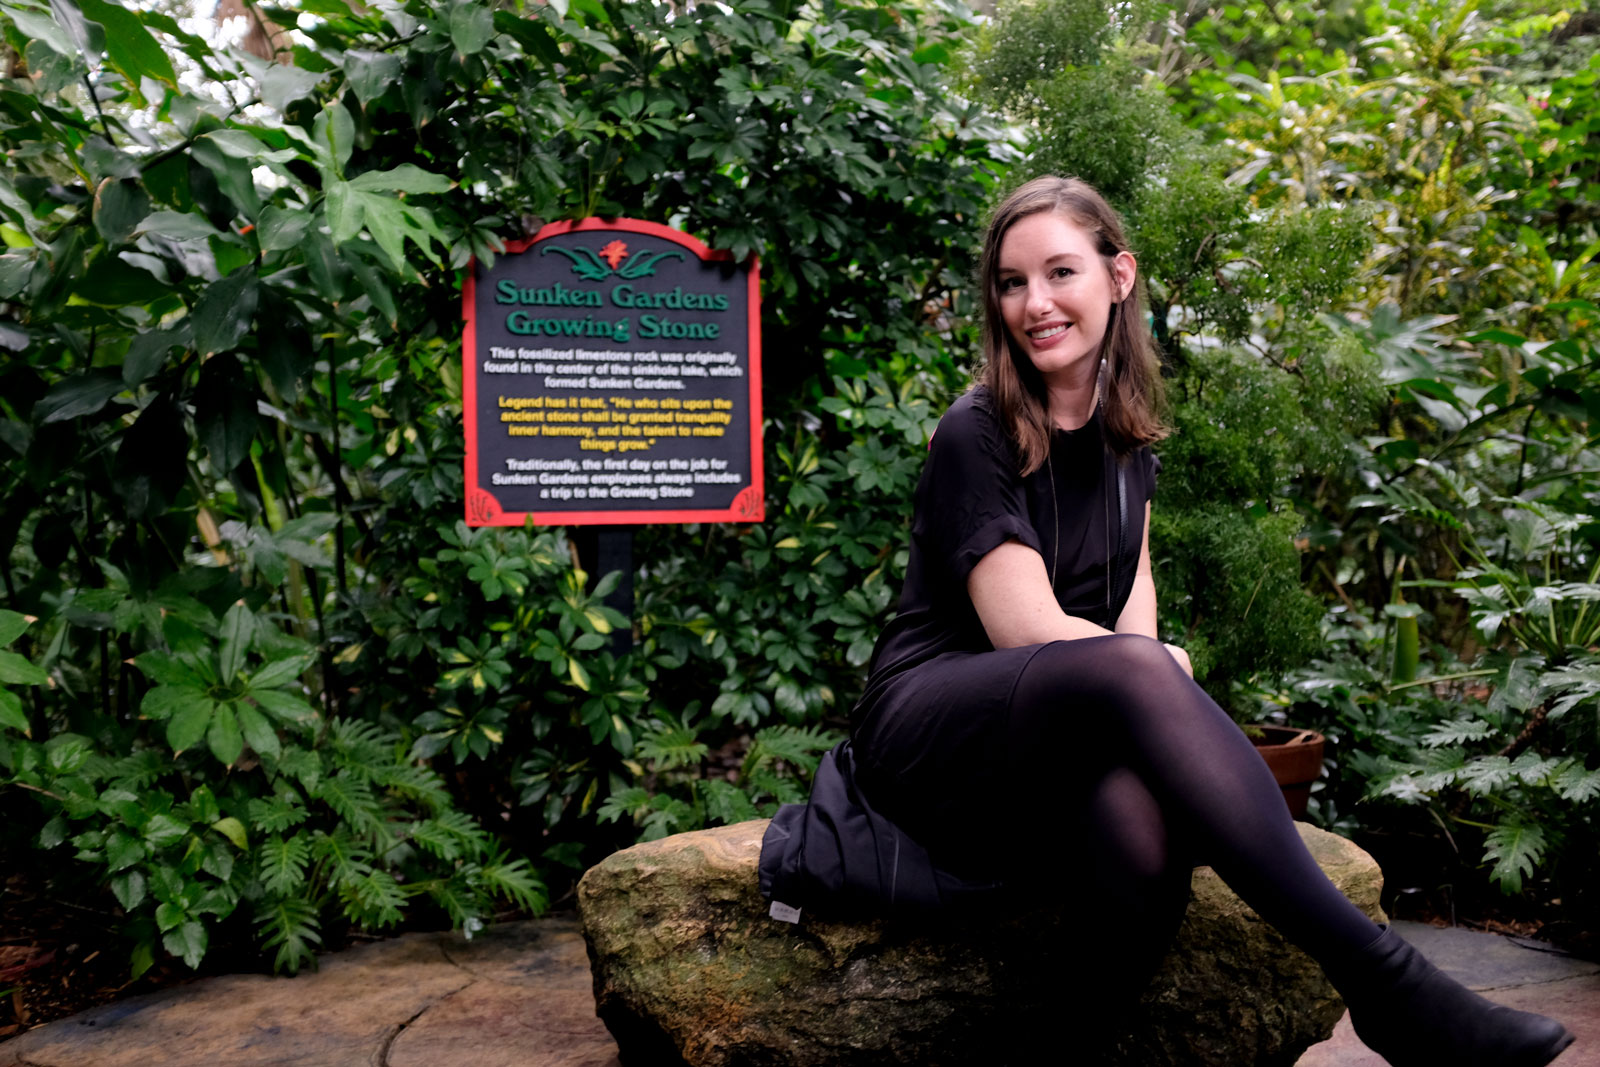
1553, 763, 1600, 803
375, 762, 451, 812
340, 869, 405, 929
316, 773, 388, 840
256, 896, 323, 975
248, 791, 310, 833
697, 778, 761, 826
259, 834, 312, 896
1419, 718, 1496, 747
596, 786, 651, 825
313, 829, 374, 890
744, 723, 839, 777
427, 872, 483, 927
478, 855, 547, 914
1482, 820, 1546, 895
1456, 755, 1515, 796
637, 724, 709, 770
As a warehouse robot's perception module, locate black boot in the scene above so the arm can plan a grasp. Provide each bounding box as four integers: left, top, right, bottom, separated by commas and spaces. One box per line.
1331, 925, 1575, 1067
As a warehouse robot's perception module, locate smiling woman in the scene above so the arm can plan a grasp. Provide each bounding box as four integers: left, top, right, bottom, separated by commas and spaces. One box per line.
765, 175, 1577, 1066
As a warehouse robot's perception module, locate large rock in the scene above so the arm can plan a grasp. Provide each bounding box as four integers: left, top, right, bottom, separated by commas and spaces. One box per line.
577, 820, 1385, 1067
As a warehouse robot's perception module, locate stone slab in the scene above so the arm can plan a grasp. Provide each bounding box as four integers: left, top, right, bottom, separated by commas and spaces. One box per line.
1296, 922, 1600, 1067
0, 915, 619, 1067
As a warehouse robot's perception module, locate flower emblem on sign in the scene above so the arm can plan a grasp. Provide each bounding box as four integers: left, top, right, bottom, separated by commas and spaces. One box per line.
541, 242, 686, 281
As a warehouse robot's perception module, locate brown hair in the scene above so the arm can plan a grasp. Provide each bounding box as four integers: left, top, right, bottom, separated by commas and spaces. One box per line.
976, 176, 1168, 474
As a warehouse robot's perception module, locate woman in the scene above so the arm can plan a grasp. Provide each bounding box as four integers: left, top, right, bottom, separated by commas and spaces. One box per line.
844, 176, 1574, 1065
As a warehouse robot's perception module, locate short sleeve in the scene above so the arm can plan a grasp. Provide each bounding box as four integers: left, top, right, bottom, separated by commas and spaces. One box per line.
912, 391, 1042, 589
1146, 449, 1161, 493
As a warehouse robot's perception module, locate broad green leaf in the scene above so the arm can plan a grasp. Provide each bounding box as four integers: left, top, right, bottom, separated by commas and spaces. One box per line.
0, 609, 29, 647
135, 650, 204, 687
144, 812, 189, 848
252, 688, 318, 725
123, 327, 183, 385
212, 816, 248, 849
0, 649, 48, 686
93, 178, 150, 246
111, 870, 146, 911
106, 831, 146, 872
218, 602, 255, 683
344, 49, 403, 104
0, 688, 29, 734
163, 920, 208, 970
249, 653, 311, 691
17, 1, 81, 56
254, 61, 325, 112
236, 702, 281, 760
190, 135, 261, 217
192, 266, 260, 356
324, 181, 363, 245
449, 3, 494, 54
257, 205, 311, 252
138, 211, 221, 242
313, 101, 355, 175
35, 371, 125, 424
141, 684, 212, 723
348, 164, 453, 195
167, 696, 214, 754
75, 0, 177, 91
195, 354, 258, 471
208, 702, 244, 765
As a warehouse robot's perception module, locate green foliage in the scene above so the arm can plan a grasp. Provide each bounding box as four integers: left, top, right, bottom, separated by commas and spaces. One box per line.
0, 0, 1005, 976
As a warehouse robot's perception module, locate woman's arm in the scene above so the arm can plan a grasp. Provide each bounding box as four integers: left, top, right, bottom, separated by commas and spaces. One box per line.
967, 541, 1113, 649
1117, 503, 1193, 676
1116, 503, 1158, 638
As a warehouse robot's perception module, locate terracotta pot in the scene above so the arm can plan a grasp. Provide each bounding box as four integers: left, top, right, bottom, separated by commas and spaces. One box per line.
1250, 725, 1325, 821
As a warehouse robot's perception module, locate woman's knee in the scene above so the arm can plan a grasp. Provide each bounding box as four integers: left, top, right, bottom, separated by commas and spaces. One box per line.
1020, 633, 1185, 705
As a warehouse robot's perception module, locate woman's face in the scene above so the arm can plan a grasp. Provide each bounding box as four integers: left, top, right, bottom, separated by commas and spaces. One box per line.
995, 211, 1136, 389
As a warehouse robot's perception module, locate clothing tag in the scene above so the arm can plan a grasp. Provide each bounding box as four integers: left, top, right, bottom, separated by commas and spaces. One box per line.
768, 900, 802, 924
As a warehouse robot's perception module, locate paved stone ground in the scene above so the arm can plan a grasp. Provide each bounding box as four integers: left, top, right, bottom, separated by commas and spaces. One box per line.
1295, 921, 1600, 1067
1, 917, 1593, 1066
0, 915, 619, 1067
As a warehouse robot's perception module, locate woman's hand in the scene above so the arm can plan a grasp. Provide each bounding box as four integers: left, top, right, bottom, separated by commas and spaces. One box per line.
1163, 643, 1193, 678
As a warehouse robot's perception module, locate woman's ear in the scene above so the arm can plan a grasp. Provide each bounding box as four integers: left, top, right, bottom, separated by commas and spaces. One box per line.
1112, 250, 1137, 303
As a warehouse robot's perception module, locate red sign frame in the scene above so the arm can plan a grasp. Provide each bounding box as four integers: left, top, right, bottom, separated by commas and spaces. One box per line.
462, 217, 764, 526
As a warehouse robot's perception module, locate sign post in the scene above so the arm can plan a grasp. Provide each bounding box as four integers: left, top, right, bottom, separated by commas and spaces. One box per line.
462, 219, 763, 647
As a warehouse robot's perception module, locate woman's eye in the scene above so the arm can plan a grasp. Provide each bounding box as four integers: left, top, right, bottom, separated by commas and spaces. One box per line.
1053, 267, 1074, 279
1000, 277, 1023, 291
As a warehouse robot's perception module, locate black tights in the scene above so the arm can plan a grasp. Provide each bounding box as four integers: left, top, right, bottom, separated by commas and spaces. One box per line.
1003, 634, 1381, 969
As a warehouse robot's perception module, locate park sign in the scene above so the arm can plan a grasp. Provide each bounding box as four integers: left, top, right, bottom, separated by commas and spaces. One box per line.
462, 218, 764, 526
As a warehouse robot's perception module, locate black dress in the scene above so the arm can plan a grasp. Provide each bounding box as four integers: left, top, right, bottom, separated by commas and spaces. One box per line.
850, 384, 1160, 878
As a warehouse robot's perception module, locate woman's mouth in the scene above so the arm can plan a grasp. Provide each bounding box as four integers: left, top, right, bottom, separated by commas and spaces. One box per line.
1030, 323, 1071, 340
